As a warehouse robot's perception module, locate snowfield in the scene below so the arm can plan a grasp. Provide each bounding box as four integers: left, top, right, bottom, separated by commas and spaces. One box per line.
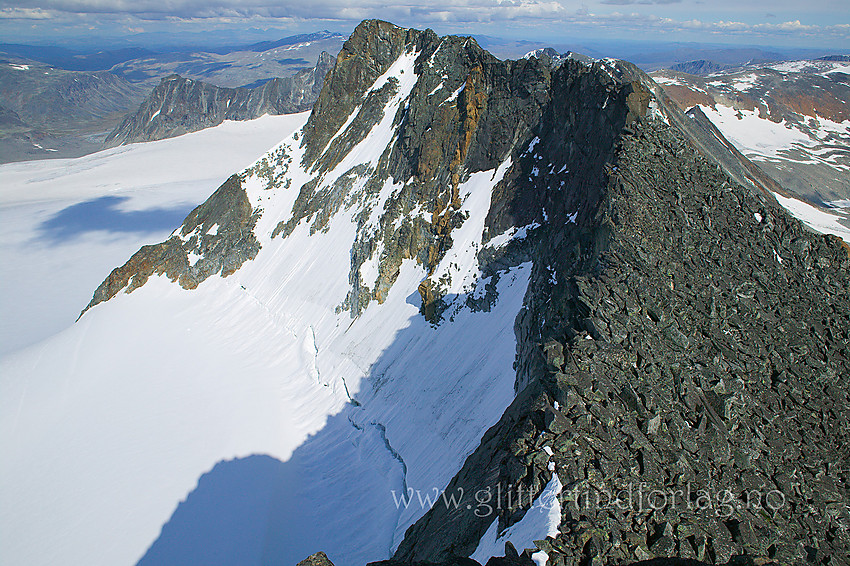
0, 113, 311, 356
1, 50, 541, 566
772, 192, 850, 243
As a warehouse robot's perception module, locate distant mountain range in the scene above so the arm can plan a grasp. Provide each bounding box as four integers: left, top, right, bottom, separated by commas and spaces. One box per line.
0, 61, 147, 162
106, 31, 345, 87
2, 28, 847, 183
0, 32, 346, 73
105, 52, 335, 146
0, 32, 345, 163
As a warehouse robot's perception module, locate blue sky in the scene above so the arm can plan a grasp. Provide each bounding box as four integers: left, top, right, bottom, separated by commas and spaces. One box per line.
1, 0, 848, 48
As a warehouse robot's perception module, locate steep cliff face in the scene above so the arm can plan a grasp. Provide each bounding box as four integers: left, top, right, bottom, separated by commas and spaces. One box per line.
59, 19, 850, 566
103, 52, 334, 146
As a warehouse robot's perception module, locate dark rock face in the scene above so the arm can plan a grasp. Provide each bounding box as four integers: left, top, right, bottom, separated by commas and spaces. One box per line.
104, 52, 334, 146
393, 94, 850, 566
82, 20, 850, 565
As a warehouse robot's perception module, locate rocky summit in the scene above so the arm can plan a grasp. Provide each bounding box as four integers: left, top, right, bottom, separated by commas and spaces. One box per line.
79, 19, 850, 566
104, 52, 335, 146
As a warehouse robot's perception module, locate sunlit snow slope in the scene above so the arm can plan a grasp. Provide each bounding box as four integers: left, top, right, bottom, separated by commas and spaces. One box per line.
0, 29, 535, 566
0, 113, 310, 355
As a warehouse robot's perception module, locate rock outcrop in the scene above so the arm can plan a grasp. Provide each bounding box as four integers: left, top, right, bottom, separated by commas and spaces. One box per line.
84, 20, 850, 565
104, 52, 335, 146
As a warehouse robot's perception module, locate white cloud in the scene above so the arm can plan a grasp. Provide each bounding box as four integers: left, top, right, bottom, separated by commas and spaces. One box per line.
0, 0, 847, 43
561, 10, 849, 39
0, 0, 567, 22
0, 6, 53, 18
601, 0, 682, 4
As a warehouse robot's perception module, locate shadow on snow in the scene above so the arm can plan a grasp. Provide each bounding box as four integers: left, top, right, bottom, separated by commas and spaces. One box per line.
37, 196, 193, 243
134, 271, 530, 566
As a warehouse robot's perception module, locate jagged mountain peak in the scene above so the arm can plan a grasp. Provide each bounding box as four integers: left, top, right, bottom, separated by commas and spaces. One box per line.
85, 19, 800, 327
85, 20, 666, 320
10, 19, 848, 566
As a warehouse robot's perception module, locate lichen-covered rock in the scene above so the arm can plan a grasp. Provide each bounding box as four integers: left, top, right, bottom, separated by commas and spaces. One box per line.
80, 173, 260, 315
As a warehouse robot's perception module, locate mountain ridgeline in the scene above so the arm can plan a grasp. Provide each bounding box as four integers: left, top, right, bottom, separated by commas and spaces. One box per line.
104, 52, 335, 146
85, 20, 848, 565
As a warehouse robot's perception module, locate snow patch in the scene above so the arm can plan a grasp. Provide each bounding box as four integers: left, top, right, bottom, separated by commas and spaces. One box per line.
486, 221, 540, 249
427, 158, 513, 295
471, 474, 563, 564
773, 192, 850, 244
445, 83, 465, 103
366, 178, 404, 231
427, 83, 445, 96
731, 73, 758, 91
359, 240, 384, 290
826, 199, 850, 210
532, 550, 550, 566
653, 76, 683, 86
698, 104, 812, 160
769, 60, 812, 73
826, 63, 850, 75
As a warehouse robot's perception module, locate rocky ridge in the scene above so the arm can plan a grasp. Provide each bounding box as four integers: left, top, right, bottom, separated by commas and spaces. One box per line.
104, 52, 334, 146
83, 20, 849, 565
521, 48, 595, 68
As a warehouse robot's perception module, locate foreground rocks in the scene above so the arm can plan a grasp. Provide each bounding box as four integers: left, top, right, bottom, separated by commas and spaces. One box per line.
395, 112, 850, 565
